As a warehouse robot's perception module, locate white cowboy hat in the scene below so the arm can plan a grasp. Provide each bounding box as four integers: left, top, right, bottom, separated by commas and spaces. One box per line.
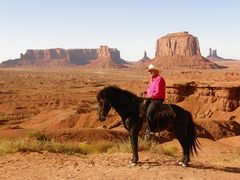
148, 64, 160, 72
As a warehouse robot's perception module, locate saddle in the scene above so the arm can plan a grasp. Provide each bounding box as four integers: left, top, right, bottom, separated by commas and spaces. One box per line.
139, 99, 176, 120
139, 100, 176, 139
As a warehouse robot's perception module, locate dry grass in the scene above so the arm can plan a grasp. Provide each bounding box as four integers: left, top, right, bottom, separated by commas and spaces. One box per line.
28, 131, 49, 141
0, 137, 179, 156
161, 145, 179, 156
0, 139, 91, 155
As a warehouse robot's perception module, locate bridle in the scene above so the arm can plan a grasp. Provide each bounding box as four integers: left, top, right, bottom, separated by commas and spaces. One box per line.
98, 98, 111, 120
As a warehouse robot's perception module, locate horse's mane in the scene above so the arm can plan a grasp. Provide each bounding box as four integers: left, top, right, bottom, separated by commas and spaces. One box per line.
98, 85, 137, 98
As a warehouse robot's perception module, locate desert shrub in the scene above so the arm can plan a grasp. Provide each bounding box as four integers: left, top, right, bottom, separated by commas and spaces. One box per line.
161, 145, 178, 156
149, 143, 163, 154
93, 141, 115, 153
0, 138, 176, 156
0, 139, 93, 155
138, 138, 153, 151
107, 140, 132, 154
28, 131, 48, 142
18, 140, 44, 152
107, 138, 157, 154
106, 145, 120, 154
44, 142, 85, 155
148, 143, 178, 156
0, 139, 43, 155
78, 143, 96, 154
0, 140, 18, 155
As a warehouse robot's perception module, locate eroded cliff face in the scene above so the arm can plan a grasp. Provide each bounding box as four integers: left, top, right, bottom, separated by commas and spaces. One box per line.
196, 86, 240, 112
1, 46, 125, 68
86, 46, 126, 68
97, 46, 121, 59
155, 32, 201, 57
152, 32, 222, 69
21, 49, 68, 60
166, 83, 240, 115
18, 48, 70, 66
68, 49, 97, 65
165, 83, 240, 139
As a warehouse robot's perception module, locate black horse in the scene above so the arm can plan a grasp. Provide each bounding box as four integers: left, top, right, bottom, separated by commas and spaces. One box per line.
96, 86, 200, 166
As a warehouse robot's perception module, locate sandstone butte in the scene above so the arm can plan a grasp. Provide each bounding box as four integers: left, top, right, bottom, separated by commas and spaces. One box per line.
206, 48, 237, 61
0, 45, 126, 68
0, 32, 225, 69
149, 32, 222, 69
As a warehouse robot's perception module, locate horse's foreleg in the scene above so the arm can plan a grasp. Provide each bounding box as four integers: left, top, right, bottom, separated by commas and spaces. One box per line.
129, 128, 139, 166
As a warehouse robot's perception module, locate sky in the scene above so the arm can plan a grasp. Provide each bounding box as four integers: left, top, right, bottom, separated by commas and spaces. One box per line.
0, 0, 240, 62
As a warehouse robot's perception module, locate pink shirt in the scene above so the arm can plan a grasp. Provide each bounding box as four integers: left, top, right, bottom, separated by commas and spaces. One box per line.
147, 75, 166, 100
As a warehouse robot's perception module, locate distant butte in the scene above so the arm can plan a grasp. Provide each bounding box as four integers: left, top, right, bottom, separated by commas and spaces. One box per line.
150, 32, 223, 69
0, 46, 126, 68
0, 32, 227, 69
206, 48, 236, 61
85, 45, 127, 69
138, 51, 151, 62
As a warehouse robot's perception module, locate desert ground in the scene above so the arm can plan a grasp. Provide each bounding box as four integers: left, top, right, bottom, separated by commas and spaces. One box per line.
0, 63, 240, 179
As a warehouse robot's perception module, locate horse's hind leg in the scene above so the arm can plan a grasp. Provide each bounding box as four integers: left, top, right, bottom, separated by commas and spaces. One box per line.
178, 139, 190, 167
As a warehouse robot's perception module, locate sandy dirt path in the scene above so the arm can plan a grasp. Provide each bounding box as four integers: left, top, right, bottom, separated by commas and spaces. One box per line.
0, 151, 239, 180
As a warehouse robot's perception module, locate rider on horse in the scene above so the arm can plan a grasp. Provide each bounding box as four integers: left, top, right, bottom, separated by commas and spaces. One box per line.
143, 64, 166, 139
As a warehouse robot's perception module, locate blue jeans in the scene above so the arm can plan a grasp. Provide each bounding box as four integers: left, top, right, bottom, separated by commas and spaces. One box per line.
146, 99, 164, 132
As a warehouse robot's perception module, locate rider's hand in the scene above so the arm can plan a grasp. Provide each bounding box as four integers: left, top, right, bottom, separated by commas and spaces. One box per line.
139, 91, 147, 97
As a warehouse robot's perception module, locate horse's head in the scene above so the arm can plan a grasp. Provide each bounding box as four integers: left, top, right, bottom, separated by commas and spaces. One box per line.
96, 91, 111, 121
97, 85, 139, 121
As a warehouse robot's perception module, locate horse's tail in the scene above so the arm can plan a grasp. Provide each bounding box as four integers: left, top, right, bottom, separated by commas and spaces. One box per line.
186, 111, 201, 156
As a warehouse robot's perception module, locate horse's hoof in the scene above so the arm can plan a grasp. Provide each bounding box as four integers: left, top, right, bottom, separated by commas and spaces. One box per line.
178, 161, 187, 167
128, 161, 137, 166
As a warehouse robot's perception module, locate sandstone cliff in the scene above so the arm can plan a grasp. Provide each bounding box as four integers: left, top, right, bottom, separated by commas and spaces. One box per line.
155, 32, 201, 57
86, 46, 126, 68
68, 49, 97, 65
152, 32, 222, 69
19, 48, 70, 67
166, 82, 240, 139
0, 46, 126, 68
166, 82, 240, 116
